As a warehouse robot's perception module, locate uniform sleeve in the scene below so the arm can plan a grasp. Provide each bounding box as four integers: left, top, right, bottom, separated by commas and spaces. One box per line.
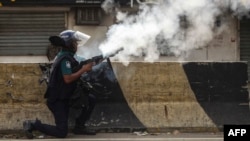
60, 58, 73, 75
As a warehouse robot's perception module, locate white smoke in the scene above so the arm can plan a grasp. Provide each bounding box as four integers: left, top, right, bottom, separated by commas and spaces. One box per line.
99, 0, 250, 64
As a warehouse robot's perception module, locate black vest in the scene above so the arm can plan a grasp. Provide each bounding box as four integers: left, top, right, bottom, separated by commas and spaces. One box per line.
44, 54, 79, 102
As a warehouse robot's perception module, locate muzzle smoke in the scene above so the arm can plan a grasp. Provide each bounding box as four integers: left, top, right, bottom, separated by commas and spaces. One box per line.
99, 0, 250, 65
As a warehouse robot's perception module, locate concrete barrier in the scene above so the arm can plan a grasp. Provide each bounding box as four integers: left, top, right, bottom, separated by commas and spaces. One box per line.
0, 62, 249, 133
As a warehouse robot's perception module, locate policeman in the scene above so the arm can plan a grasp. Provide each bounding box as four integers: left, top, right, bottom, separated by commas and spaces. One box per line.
23, 30, 96, 139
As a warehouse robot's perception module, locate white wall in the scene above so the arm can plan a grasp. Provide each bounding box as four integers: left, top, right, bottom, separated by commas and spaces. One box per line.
186, 17, 238, 62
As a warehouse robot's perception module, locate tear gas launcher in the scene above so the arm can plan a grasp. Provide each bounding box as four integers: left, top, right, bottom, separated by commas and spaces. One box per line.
48, 35, 123, 71
73, 48, 123, 72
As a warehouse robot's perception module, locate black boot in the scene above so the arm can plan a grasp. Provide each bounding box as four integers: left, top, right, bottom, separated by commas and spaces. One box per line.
23, 120, 37, 139
73, 125, 96, 135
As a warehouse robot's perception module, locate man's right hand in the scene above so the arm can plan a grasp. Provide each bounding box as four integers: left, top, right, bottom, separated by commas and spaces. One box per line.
81, 62, 93, 73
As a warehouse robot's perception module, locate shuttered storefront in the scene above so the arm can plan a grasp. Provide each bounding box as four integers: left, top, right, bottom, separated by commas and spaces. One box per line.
0, 12, 65, 56
240, 18, 250, 80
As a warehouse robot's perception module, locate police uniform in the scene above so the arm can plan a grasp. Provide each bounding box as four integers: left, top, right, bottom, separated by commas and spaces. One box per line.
23, 30, 96, 139
34, 50, 78, 138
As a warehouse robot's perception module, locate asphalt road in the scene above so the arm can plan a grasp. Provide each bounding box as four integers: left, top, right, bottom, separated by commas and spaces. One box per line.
0, 132, 224, 141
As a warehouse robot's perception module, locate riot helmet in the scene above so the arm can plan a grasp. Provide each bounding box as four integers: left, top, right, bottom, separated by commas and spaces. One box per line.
60, 30, 91, 47
49, 30, 91, 48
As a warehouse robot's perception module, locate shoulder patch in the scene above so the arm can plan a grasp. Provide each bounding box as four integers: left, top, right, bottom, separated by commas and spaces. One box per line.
66, 61, 71, 69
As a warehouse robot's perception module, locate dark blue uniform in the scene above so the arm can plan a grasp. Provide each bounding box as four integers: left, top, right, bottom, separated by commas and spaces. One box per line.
34, 50, 78, 138
23, 30, 96, 139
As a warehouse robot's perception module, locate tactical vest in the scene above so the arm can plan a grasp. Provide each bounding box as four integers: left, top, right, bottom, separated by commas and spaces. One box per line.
44, 54, 79, 102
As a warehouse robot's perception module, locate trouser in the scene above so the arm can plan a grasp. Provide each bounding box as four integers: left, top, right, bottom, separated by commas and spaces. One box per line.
34, 100, 69, 138
75, 93, 96, 127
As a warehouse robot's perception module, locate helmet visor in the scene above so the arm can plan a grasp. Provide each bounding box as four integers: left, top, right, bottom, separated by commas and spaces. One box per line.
73, 31, 91, 46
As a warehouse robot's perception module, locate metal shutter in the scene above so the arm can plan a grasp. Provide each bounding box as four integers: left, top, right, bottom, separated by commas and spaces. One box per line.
0, 12, 65, 56
240, 18, 250, 80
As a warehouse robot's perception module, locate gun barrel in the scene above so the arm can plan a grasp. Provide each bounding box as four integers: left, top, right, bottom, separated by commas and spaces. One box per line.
104, 47, 124, 58
73, 47, 123, 72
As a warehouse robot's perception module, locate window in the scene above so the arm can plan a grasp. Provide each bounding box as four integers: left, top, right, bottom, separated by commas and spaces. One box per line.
76, 7, 102, 25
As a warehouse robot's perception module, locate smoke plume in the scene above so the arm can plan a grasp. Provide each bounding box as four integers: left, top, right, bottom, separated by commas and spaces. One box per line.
99, 0, 250, 65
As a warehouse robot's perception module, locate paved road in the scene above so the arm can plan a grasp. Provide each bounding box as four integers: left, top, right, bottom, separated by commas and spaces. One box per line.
1, 132, 224, 141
